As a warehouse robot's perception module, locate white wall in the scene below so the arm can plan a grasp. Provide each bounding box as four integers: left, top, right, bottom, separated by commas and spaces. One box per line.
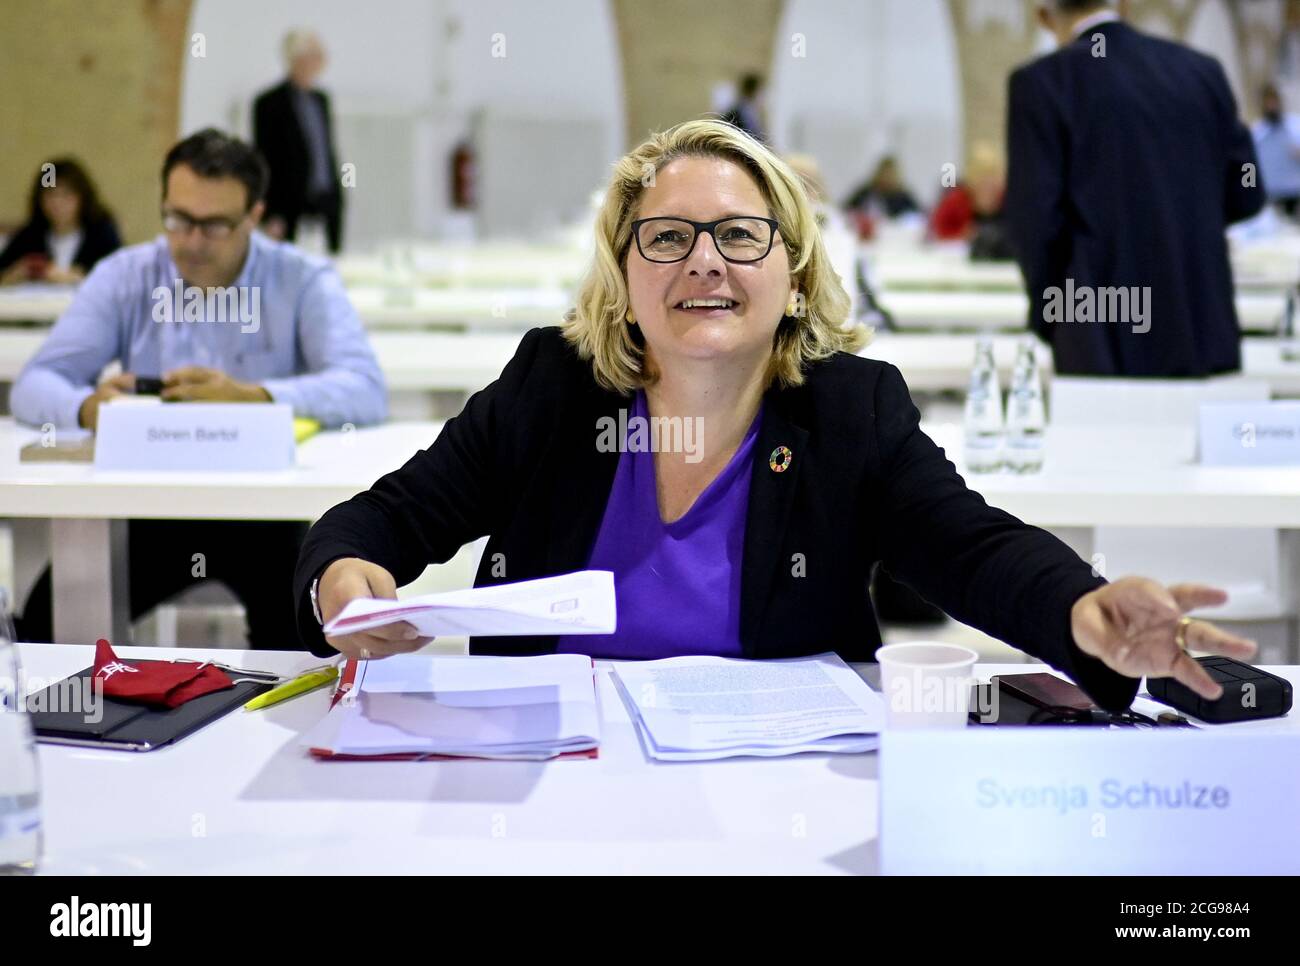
182, 0, 624, 246
1186, 0, 1247, 110
766, 0, 963, 209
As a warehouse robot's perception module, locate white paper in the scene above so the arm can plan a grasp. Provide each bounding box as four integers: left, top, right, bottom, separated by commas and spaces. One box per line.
632, 730, 878, 761
322, 570, 616, 638
613, 653, 884, 760
300, 653, 600, 760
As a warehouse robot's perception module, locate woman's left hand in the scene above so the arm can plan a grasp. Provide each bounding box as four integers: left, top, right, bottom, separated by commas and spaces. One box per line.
1070, 576, 1258, 699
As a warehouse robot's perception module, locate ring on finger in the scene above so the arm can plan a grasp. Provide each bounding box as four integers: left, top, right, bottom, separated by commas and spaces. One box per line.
1174, 616, 1195, 652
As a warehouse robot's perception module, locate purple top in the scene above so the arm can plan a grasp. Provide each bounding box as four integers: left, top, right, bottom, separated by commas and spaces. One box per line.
556, 390, 762, 659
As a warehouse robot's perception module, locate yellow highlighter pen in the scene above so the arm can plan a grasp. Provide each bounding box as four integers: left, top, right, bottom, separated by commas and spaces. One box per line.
243, 666, 339, 712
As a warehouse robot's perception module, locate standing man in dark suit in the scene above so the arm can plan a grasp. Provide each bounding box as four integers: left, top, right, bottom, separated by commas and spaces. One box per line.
1005, 1, 1264, 377
253, 30, 344, 253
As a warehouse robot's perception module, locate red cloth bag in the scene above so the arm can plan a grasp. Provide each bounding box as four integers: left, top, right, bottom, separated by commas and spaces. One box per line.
92, 639, 234, 709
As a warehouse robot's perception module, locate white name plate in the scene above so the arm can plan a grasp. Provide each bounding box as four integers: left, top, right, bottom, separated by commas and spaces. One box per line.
94, 402, 295, 471
880, 729, 1300, 874
1199, 401, 1300, 466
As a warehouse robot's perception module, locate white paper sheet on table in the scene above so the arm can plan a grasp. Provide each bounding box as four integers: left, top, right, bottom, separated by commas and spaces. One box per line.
612, 652, 884, 760
299, 652, 601, 760
322, 570, 616, 638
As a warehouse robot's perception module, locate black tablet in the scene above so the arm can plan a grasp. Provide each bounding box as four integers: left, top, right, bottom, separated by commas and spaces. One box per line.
27, 666, 278, 752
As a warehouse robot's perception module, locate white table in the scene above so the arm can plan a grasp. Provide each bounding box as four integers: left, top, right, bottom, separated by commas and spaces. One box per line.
0, 283, 571, 331
0, 328, 525, 391
347, 285, 571, 330
0, 284, 77, 322
7, 413, 1300, 645
20, 643, 1298, 875
927, 422, 1300, 529
14, 417, 1299, 535
4, 329, 1298, 399
861, 331, 1300, 396
369, 331, 525, 391
0, 420, 442, 645
877, 289, 1284, 334
2, 276, 1282, 335
872, 245, 1298, 294
335, 244, 585, 291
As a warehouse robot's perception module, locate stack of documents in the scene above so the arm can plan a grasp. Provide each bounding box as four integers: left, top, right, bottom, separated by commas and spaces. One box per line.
301, 653, 600, 760
612, 653, 884, 760
322, 570, 616, 638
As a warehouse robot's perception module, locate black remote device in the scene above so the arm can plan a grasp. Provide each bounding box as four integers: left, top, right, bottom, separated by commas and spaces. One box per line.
1146, 656, 1292, 723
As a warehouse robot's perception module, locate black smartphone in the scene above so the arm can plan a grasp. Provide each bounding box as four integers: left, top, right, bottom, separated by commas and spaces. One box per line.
972, 672, 1098, 726
134, 376, 163, 395
1147, 656, 1293, 723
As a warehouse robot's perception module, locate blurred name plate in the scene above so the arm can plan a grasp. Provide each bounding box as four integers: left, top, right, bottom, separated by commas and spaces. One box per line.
1199, 401, 1300, 466
94, 402, 295, 471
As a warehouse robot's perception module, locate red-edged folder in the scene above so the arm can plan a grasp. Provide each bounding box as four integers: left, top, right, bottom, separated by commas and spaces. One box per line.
308, 658, 599, 761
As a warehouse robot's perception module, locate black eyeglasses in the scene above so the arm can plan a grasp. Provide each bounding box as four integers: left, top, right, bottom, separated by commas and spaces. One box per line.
161, 207, 246, 240
630, 216, 780, 264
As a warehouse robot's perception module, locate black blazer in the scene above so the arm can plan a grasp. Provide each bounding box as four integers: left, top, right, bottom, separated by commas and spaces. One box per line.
1005, 21, 1264, 377
252, 80, 340, 219
294, 327, 1138, 712
0, 217, 121, 274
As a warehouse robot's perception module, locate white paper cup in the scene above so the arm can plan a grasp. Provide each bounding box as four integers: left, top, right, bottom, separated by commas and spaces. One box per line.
876, 641, 978, 729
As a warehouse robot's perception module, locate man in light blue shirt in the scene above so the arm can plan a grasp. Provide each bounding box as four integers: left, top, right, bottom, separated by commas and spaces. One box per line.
1252, 84, 1300, 215
13, 129, 386, 650
12, 133, 385, 429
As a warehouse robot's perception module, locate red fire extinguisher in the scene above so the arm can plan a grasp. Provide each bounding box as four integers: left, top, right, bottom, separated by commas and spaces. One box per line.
451, 140, 476, 210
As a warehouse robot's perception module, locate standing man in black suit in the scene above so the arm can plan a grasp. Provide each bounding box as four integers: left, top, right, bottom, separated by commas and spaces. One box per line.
253, 30, 344, 253
1005, 1, 1264, 377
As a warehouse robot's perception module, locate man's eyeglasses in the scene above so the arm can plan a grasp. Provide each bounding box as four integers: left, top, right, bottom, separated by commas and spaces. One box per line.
161, 208, 245, 240
630, 216, 780, 264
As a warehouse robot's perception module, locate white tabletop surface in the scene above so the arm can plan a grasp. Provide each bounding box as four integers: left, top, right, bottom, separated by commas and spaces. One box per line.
862, 331, 1300, 396
0, 276, 1281, 334
877, 289, 1283, 333
3, 329, 1298, 399
0, 418, 442, 520
927, 421, 1300, 527
0, 283, 571, 330
347, 285, 570, 329
368, 331, 526, 390
19, 643, 1298, 875
2, 414, 1299, 528
872, 244, 1298, 293
0, 284, 78, 322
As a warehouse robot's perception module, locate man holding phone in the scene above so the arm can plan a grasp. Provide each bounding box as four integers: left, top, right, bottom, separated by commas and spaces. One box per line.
11, 129, 387, 649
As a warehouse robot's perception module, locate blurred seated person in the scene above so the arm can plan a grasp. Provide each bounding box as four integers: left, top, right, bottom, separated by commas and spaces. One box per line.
11, 129, 386, 650
0, 158, 121, 285
295, 119, 1253, 717
844, 155, 921, 221
1252, 83, 1300, 218
930, 144, 1013, 260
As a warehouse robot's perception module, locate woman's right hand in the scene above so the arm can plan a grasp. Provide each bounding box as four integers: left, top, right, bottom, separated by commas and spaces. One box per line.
319, 557, 433, 660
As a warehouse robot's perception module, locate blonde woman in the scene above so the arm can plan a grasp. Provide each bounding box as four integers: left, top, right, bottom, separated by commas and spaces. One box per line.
296, 119, 1253, 712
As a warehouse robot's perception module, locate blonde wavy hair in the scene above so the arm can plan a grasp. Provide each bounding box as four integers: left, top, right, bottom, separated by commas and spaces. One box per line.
562, 119, 867, 394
